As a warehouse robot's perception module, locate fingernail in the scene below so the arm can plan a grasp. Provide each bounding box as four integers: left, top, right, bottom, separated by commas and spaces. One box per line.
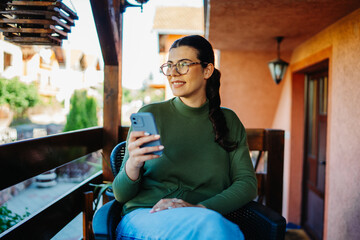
144, 132, 150, 136
159, 145, 164, 150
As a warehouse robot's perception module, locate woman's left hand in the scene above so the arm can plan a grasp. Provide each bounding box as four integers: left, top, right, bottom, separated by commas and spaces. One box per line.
150, 198, 206, 213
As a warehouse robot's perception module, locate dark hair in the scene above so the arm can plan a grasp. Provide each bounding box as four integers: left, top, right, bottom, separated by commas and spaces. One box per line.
170, 35, 238, 152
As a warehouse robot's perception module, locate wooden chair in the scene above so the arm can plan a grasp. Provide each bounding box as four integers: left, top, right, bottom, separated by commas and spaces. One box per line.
93, 129, 286, 240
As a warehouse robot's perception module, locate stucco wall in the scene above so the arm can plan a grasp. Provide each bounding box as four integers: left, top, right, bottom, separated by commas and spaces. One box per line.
219, 51, 289, 128
281, 8, 360, 239
0, 40, 23, 79
218, 7, 360, 239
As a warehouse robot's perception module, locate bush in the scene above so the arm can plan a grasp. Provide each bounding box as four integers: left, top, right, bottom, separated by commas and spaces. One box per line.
0, 204, 30, 234
0, 77, 39, 118
63, 90, 98, 131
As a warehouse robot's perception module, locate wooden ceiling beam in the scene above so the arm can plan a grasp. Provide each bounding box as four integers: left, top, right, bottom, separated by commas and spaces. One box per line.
90, 0, 122, 66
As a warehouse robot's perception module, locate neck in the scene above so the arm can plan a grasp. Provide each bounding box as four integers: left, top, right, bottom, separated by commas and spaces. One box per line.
180, 96, 207, 108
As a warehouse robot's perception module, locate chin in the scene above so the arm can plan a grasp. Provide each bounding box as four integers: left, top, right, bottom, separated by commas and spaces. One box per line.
170, 89, 184, 97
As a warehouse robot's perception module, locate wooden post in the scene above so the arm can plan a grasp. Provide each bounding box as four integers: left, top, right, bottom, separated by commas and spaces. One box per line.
265, 129, 285, 214
102, 65, 122, 181
90, 0, 123, 181
83, 191, 94, 240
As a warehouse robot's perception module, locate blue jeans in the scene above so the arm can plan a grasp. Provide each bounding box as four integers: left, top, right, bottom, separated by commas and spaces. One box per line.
116, 207, 244, 240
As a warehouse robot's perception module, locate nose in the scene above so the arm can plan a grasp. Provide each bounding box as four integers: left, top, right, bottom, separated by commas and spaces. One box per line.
169, 65, 180, 76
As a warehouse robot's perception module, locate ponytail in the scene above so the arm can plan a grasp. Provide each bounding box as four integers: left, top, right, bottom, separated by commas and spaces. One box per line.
206, 68, 238, 152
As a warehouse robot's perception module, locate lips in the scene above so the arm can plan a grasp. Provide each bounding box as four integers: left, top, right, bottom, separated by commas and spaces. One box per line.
171, 81, 186, 87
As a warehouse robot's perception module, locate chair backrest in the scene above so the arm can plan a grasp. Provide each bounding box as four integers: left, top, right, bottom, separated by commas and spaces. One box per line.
110, 141, 126, 177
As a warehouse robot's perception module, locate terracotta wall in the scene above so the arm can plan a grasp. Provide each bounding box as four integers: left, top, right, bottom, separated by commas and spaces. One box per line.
278, 8, 360, 239
219, 8, 360, 239
219, 51, 290, 128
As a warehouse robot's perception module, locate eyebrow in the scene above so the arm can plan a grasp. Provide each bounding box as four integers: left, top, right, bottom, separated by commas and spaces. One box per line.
167, 58, 193, 63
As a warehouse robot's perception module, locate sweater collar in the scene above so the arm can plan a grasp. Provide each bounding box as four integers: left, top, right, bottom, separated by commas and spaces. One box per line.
172, 97, 209, 117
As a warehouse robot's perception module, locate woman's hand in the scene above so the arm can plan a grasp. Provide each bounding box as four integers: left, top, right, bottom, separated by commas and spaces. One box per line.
125, 131, 164, 181
150, 198, 206, 213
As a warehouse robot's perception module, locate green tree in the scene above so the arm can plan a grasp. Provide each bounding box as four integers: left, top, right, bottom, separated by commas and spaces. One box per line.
122, 88, 132, 104
0, 77, 39, 118
63, 89, 98, 131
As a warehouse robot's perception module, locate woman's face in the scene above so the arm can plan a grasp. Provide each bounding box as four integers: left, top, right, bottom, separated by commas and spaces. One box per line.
166, 46, 213, 106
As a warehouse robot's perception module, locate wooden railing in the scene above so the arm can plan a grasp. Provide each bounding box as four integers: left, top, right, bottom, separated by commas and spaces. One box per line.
0, 127, 105, 240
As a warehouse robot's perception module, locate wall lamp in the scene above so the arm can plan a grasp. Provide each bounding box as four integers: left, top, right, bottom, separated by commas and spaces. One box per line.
120, 0, 149, 13
268, 36, 289, 84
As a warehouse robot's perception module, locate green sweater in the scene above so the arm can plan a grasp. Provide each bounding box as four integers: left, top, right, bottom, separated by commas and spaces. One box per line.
113, 97, 257, 216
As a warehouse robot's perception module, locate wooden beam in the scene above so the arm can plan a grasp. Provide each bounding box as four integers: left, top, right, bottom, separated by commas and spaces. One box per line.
4, 35, 62, 45
91, 0, 123, 181
0, 18, 56, 25
102, 65, 122, 181
7, 1, 59, 7
50, 16, 71, 31
90, 0, 120, 66
0, 27, 53, 33
7, 1, 78, 20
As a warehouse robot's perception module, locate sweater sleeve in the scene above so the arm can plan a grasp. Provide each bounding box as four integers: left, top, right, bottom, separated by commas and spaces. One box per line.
112, 104, 159, 204
112, 130, 143, 204
198, 114, 258, 214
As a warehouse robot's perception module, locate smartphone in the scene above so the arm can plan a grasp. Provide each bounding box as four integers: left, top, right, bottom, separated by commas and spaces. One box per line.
130, 112, 163, 155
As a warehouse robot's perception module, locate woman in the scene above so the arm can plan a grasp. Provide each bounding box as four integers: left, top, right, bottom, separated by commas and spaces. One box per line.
113, 35, 257, 240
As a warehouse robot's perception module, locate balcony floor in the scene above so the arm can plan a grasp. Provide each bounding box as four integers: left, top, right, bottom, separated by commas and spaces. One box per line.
52, 213, 83, 240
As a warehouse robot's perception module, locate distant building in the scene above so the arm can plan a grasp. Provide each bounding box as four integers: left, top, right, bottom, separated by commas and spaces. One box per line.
0, 33, 104, 127
0, 35, 23, 80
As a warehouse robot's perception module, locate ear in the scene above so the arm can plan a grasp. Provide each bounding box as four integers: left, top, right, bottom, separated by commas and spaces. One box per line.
204, 63, 215, 80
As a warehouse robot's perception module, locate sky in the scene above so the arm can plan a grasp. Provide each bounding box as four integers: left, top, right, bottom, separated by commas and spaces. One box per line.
63, 0, 203, 90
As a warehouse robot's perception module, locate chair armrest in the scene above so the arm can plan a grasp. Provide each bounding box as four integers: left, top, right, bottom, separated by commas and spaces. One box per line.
224, 201, 286, 240
93, 200, 123, 240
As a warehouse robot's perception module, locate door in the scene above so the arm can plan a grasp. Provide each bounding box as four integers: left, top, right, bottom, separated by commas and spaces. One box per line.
302, 70, 328, 240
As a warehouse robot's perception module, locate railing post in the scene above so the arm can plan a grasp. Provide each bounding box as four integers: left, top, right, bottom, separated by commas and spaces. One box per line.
83, 191, 95, 240
265, 129, 285, 214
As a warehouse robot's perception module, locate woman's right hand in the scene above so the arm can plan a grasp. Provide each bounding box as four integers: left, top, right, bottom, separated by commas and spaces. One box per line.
125, 131, 164, 181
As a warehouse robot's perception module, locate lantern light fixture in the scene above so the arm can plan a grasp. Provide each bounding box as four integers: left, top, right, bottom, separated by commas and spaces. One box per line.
120, 0, 149, 13
268, 36, 289, 84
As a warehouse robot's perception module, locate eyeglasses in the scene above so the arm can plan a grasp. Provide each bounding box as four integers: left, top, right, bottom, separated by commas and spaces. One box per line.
159, 60, 207, 76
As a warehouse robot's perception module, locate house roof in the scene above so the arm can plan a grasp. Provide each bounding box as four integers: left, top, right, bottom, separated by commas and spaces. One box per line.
52, 47, 65, 64
153, 7, 204, 35
21, 46, 37, 61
